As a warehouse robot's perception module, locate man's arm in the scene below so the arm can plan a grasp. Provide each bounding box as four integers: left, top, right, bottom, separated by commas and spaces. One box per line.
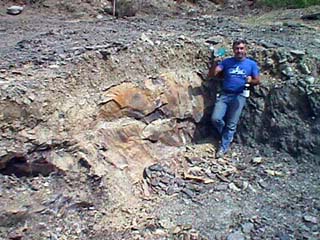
247, 75, 260, 85
247, 61, 260, 85
207, 62, 223, 79
214, 65, 223, 77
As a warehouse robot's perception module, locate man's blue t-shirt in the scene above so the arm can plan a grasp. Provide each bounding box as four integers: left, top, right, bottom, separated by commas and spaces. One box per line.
218, 57, 260, 93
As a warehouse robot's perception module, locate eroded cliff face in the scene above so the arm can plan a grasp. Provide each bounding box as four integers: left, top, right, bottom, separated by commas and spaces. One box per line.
238, 49, 320, 162
0, 26, 213, 205
0, 5, 320, 186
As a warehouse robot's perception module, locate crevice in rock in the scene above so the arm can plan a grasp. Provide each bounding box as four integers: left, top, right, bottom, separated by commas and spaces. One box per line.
0, 154, 59, 177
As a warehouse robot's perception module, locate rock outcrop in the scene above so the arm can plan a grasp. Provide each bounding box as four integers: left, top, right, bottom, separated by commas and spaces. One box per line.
0, 1, 319, 201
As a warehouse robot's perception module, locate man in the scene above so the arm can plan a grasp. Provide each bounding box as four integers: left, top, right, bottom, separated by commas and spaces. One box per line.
208, 39, 260, 158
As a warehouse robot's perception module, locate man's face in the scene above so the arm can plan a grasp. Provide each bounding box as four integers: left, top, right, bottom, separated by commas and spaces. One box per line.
233, 43, 246, 60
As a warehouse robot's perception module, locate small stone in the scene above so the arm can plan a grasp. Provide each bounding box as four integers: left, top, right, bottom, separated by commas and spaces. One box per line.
7, 6, 24, 15
172, 225, 182, 234
303, 215, 318, 224
265, 169, 284, 177
183, 224, 192, 230
242, 181, 249, 190
215, 184, 228, 191
305, 76, 315, 85
276, 51, 288, 63
150, 178, 160, 187
166, 185, 180, 195
241, 222, 254, 233
229, 183, 241, 192
265, 58, 274, 67
182, 188, 195, 198
214, 233, 224, 240
149, 164, 164, 172
260, 40, 277, 48
48, 65, 60, 69
189, 229, 199, 239
159, 218, 174, 229
290, 49, 305, 56
140, 33, 154, 46
281, 65, 294, 78
258, 179, 268, 189
298, 63, 311, 74
276, 232, 290, 240
206, 37, 223, 45
252, 157, 263, 164
227, 231, 244, 240
154, 228, 166, 235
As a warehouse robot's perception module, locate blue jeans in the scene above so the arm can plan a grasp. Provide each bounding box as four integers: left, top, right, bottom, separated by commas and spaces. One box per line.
211, 93, 247, 153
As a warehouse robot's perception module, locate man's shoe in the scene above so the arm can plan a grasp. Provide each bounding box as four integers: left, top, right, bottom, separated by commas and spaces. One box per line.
215, 149, 225, 159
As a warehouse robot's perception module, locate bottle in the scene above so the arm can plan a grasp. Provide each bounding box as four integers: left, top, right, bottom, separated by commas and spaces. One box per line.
242, 83, 250, 98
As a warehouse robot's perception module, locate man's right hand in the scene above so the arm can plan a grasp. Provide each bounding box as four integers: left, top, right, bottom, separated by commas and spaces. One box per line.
214, 57, 223, 64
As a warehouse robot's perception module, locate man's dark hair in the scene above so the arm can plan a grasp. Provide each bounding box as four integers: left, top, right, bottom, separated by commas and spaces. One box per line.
232, 39, 247, 48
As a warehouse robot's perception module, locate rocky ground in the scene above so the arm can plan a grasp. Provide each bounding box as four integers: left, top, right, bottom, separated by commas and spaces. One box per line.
0, 0, 319, 240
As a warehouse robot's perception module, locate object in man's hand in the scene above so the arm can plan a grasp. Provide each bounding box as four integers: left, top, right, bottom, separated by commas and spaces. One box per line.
216, 48, 226, 57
